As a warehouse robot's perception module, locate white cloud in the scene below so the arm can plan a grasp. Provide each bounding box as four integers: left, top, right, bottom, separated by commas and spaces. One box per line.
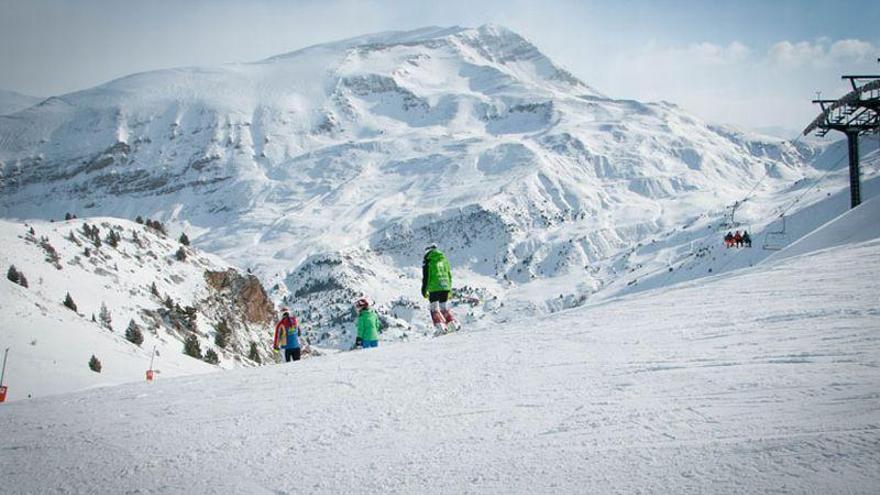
767, 41, 825, 67
768, 38, 877, 68
588, 35, 879, 130
829, 39, 875, 61
685, 41, 751, 65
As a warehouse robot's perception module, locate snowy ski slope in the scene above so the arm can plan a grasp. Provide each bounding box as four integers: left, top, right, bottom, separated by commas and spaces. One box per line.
1, 201, 878, 494
0, 217, 276, 401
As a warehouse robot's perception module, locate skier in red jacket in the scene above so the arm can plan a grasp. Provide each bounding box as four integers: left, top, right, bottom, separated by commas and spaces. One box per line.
273, 308, 301, 362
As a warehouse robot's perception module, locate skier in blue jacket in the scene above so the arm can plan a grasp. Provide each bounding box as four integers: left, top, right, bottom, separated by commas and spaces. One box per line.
273, 308, 301, 362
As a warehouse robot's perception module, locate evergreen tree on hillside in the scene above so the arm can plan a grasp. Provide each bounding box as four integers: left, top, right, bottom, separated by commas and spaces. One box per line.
175, 246, 187, 262
88, 355, 102, 373
183, 306, 197, 331
179, 232, 190, 246
150, 281, 160, 298
6, 265, 28, 288
67, 230, 81, 246
63, 293, 78, 312
105, 229, 120, 248
99, 302, 113, 331
39, 237, 62, 269
204, 349, 219, 365
145, 219, 167, 236
248, 341, 262, 364
7, 265, 20, 284
183, 334, 202, 359
135, 215, 144, 224
214, 319, 231, 349
125, 319, 144, 346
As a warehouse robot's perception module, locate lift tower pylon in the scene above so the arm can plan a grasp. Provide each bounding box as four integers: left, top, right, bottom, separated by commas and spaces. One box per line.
803, 70, 880, 209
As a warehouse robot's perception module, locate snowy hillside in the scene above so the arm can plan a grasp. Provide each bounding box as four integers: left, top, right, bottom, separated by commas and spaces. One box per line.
1, 206, 878, 493
0, 216, 277, 400
0, 89, 41, 116
0, 24, 835, 347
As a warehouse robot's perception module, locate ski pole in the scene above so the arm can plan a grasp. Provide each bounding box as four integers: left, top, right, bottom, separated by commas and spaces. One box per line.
0, 347, 9, 386
149, 345, 157, 370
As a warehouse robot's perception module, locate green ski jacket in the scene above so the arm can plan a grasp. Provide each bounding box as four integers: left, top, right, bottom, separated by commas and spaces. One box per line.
357, 308, 380, 341
422, 249, 452, 296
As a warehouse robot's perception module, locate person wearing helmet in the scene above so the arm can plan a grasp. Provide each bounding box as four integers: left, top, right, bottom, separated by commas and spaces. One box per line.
273, 308, 301, 362
354, 297, 380, 349
421, 244, 458, 334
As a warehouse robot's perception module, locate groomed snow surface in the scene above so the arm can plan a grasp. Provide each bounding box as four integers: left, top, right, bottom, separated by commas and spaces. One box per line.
2, 204, 879, 494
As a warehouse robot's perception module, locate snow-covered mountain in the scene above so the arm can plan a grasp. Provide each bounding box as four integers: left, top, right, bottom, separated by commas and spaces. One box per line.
0, 89, 42, 116
2, 196, 879, 493
0, 216, 277, 400
0, 24, 853, 349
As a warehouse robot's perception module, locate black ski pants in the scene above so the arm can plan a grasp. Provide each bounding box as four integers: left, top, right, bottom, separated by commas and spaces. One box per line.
285, 348, 301, 362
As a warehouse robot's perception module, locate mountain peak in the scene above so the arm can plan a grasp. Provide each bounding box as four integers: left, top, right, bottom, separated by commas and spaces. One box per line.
259, 24, 597, 96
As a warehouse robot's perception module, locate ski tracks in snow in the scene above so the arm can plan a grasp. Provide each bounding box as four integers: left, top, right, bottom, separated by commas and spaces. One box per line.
1, 240, 880, 493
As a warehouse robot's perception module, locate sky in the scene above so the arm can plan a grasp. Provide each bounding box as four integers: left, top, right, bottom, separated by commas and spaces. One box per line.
0, 0, 878, 133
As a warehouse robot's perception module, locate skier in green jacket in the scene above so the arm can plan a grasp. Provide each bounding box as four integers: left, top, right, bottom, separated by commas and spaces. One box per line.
421, 244, 458, 334
354, 297, 380, 349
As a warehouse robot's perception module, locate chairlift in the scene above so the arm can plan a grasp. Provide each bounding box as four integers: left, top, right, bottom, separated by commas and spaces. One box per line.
762, 215, 789, 251
722, 201, 742, 229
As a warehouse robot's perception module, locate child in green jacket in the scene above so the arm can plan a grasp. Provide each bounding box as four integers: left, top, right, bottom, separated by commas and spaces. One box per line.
354, 298, 379, 349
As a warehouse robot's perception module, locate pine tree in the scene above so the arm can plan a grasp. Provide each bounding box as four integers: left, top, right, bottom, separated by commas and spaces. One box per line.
175, 246, 187, 262
105, 230, 119, 248
7, 265, 20, 284
184, 306, 197, 331
125, 319, 144, 346
248, 341, 262, 364
150, 281, 160, 298
135, 215, 144, 224
183, 334, 202, 359
214, 319, 231, 349
179, 232, 190, 246
164, 295, 174, 310
67, 230, 82, 246
88, 355, 102, 373
204, 349, 219, 365
39, 238, 61, 268
65, 212, 72, 221
63, 293, 78, 312
99, 302, 113, 331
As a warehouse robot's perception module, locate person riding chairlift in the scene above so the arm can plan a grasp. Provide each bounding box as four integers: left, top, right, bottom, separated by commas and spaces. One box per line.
724, 231, 734, 248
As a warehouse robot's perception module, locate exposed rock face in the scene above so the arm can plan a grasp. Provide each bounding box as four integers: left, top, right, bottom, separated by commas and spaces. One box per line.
205, 269, 275, 325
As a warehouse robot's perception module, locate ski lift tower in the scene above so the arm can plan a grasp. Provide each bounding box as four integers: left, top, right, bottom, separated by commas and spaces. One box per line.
803, 61, 880, 208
